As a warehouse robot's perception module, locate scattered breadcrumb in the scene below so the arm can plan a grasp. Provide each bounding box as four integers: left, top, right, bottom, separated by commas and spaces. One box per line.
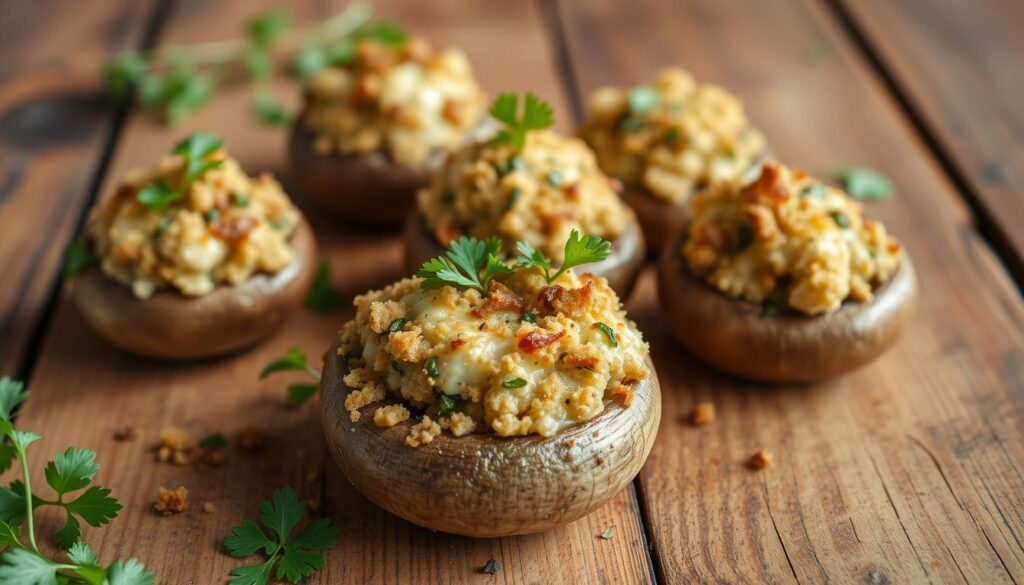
199, 448, 226, 467
373, 404, 411, 428
113, 426, 137, 441
748, 449, 773, 470
237, 425, 267, 451
405, 416, 441, 447
157, 426, 199, 465
154, 486, 189, 515
202, 502, 216, 514
592, 430, 600, 438
690, 402, 716, 427
438, 412, 476, 437
611, 384, 634, 407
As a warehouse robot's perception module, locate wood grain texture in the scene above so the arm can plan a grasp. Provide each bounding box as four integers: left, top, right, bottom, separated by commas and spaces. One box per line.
557, 0, 1024, 582
836, 0, 1024, 279
4, 0, 656, 583
0, 0, 154, 373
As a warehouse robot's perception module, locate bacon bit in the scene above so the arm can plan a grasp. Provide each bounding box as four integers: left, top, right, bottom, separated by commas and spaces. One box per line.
750, 162, 790, 202
472, 282, 525, 318
611, 385, 634, 407
434, 221, 463, 247
563, 352, 599, 371
887, 240, 901, 254
554, 282, 595, 317
518, 330, 565, 353
211, 216, 257, 242
537, 286, 565, 313
748, 449, 773, 470
450, 338, 466, 351
564, 183, 579, 200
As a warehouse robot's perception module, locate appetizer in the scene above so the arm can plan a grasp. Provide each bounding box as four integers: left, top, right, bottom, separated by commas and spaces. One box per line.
579, 68, 766, 251
72, 133, 317, 359
658, 161, 916, 382
289, 26, 488, 224
321, 232, 660, 536
405, 93, 645, 299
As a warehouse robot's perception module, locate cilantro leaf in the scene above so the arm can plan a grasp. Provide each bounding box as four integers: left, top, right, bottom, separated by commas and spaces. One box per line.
832, 166, 893, 200
173, 132, 224, 178
515, 230, 612, 283
276, 548, 323, 582
225, 519, 276, 557
0, 520, 21, 548
514, 241, 551, 276
247, 10, 291, 47
66, 541, 96, 565
55, 515, 82, 550
62, 238, 95, 279
136, 180, 180, 210
252, 92, 293, 126
105, 558, 155, 585
57, 486, 121, 548
0, 547, 59, 584
0, 377, 28, 424
489, 93, 555, 150
417, 236, 508, 294
290, 518, 338, 550
45, 448, 100, 496
260, 346, 311, 378
305, 261, 347, 313
259, 487, 304, 543
229, 562, 274, 585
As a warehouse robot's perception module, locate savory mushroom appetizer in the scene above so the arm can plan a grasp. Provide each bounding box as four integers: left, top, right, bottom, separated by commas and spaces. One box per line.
71, 133, 317, 359
405, 93, 645, 299
579, 68, 766, 251
321, 232, 660, 536
658, 161, 916, 382
289, 26, 488, 224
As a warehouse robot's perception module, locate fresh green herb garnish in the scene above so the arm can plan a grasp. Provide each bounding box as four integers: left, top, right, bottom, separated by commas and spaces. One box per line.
199, 433, 228, 449
628, 87, 659, 114
0, 377, 154, 584
664, 126, 681, 147
153, 216, 173, 238
762, 299, 781, 317
735, 224, 754, 251
136, 133, 225, 210
435, 394, 461, 417
600, 526, 615, 540
260, 346, 322, 406
496, 156, 526, 176
800, 185, 827, 200
481, 559, 501, 575
425, 357, 440, 379
522, 311, 537, 324
233, 192, 250, 207
252, 91, 294, 126
62, 239, 95, 279
502, 378, 527, 389
832, 166, 893, 200
506, 187, 522, 210
830, 211, 850, 229
305, 261, 347, 313
515, 229, 612, 284
547, 171, 563, 188
489, 93, 555, 150
595, 323, 618, 348
417, 236, 511, 294
387, 318, 408, 334
224, 485, 338, 585
203, 209, 221, 223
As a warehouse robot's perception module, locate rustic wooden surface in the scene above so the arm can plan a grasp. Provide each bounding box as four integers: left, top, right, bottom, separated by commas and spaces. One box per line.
0, 0, 1021, 583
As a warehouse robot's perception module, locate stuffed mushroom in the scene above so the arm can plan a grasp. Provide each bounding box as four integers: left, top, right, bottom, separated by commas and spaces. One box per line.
579, 68, 766, 251
289, 29, 488, 224
72, 133, 317, 359
658, 161, 916, 382
404, 94, 645, 299
321, 233, 660, 536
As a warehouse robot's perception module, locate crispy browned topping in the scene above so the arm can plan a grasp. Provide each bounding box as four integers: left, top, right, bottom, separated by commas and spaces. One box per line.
690, 402, 716, 427
748, 449, 773, 470
154, 486, 189, 516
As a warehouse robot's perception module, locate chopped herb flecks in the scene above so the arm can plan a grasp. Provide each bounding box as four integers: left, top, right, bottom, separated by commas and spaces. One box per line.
595, 322, 618, 348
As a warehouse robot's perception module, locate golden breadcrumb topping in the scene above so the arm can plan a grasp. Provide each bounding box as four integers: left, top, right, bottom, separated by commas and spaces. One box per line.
301, 36, 486, 165
154, 486, 189, 515
91, 151, 300, 299
580, 68, 765, 204
418, 130, 633, 261
683, 161, 902, 315
337, 266, 649, 444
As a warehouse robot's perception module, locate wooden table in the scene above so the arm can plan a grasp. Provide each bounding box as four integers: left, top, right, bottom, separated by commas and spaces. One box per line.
2, 0, 1022, 582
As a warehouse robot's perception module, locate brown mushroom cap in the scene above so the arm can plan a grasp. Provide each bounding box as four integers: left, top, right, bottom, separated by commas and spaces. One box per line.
319, 339, 661, 537
623, 153, 767, 253
402, 212, 646, 301
657, 227, 917, 382
72, 217, 318, 360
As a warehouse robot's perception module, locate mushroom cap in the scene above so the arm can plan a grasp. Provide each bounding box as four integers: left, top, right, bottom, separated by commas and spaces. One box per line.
401, 212, 646, 301
72, 216, 318, 360
319, 339, 661, 537
657, 226, 917, 383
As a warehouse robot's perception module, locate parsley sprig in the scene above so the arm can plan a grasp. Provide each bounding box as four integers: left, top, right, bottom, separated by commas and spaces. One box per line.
224, 486, 338, 585
515, 230, 612, 284
831, 166, 893, 201
305, 261, 347, 313
416, 236, 512, 294
137, 132, 225, 210
489, 93, 555, 150
260, 346, 322, 406
0, 377, 154, 584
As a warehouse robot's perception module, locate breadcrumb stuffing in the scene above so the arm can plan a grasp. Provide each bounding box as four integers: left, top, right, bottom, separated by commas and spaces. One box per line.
374, 404, 411, 428
157, 426, 198, 466
439, 412, 477, 437
154, 486, 189, 515
690, 402, 716, 426
405, 416, 442, 447
748, 449, 773, 470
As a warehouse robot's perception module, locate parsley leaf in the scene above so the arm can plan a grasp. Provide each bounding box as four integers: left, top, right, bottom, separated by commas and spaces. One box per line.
489, 93, 555, 150
502, 378, 527, 389
136, 180, 180, 210
628, 87, 660, 114
515, 230, 611, 283
247, 10, 291, 47
199, 433, 228, 449
252, 92, 293, 127
832, 166, 893, 200
0, 548, 60, 583
66, 541, 97, 565
435, 394, 461, 417
305, 261, 347, 313
417, 236, 511, 294
600, 526, 615, 540
286, 384, 319, 406
225, 486, 338, 585
260, 346, 322, 406
136, 132, 225, 210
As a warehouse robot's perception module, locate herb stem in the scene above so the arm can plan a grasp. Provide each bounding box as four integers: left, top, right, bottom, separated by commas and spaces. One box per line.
16, 443, 38, 552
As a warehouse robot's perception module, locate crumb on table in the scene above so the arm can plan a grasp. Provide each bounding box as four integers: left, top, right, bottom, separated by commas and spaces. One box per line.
690, 402, 716, 426
157, 426, 198, 465
155, 486, 189, 515
202, 502, 216, 514
237, 425, 267, 451
748, 449, 773, 470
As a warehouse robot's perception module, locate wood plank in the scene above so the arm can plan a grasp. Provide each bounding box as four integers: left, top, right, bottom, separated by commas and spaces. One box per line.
0, 0, 155, 374
836, 0, 1024, 278
557, 0, 1024, 582
6, 0, 655, 582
